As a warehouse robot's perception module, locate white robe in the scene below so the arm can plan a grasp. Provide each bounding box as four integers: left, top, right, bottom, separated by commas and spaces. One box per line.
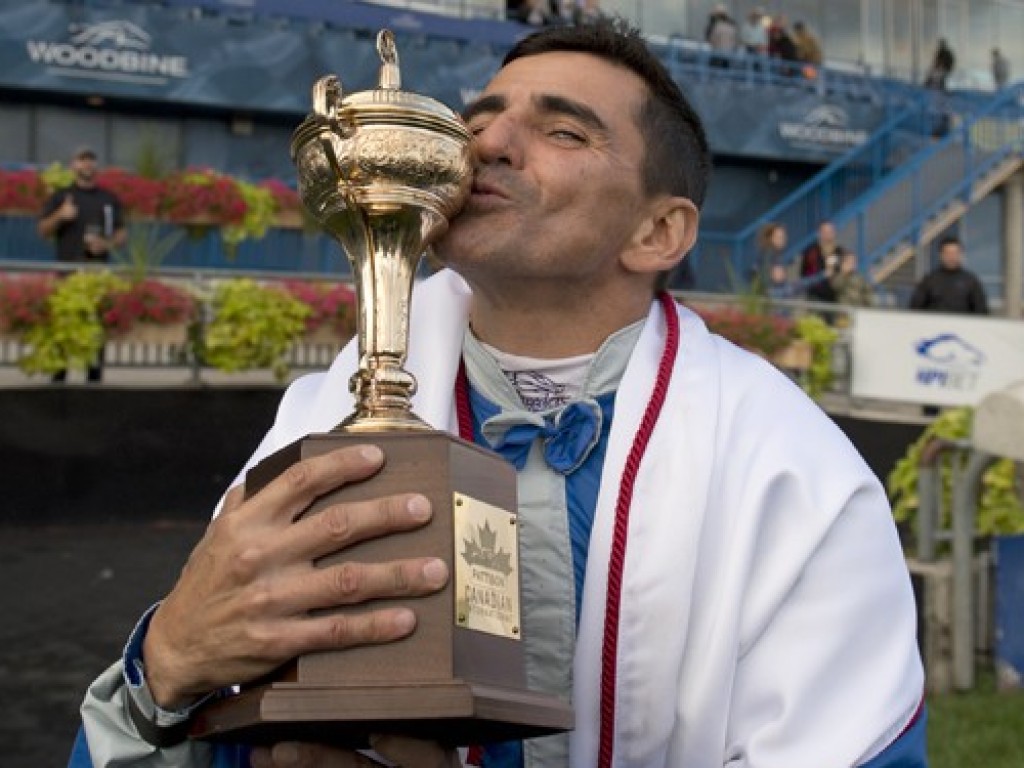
231, 269, 924, 768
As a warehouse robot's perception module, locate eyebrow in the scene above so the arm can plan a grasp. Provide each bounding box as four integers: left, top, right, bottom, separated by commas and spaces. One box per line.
462, 92, 608, 133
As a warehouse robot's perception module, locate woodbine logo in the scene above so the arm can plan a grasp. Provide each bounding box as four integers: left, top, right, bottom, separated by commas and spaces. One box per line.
778, 105, 868, 150
26, 20, 189, 85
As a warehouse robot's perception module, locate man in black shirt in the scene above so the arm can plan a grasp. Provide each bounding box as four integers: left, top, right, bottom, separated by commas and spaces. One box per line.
909, 235, 989, 315
37, 146, 127, 382
38, 146, 126, 263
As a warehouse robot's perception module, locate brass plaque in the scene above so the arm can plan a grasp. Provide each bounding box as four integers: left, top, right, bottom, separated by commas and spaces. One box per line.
453, 493, 521, 640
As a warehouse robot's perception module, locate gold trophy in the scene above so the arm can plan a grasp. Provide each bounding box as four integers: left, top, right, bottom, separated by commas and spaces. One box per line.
191, 30, 573, 748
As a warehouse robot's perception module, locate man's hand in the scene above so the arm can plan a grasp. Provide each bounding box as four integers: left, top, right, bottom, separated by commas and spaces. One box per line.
250, 736, 460, 768
142, 444, 449, 709
57, 194, 78, 222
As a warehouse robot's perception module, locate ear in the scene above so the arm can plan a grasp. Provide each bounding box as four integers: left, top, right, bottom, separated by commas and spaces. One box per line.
620, 195, 699, 276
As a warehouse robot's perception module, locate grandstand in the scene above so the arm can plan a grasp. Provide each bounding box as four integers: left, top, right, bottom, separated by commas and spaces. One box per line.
0, 0, 1021, 309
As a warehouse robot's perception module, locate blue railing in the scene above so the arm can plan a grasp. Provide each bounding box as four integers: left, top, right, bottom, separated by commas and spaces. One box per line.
840, 84, 1024, 280
0, 216, 352, 276
693, 95, 935, 289
695, 84, 1021, 291
656, 40, 920, 108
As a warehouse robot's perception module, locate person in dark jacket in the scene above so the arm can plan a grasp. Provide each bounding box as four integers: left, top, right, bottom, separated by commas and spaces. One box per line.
909, 236, 988, 314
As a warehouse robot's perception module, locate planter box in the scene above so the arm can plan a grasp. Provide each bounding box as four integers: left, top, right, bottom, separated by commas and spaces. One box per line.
771, 340, 813, 370
302, 326, 347, 348
111, 322, 189, 346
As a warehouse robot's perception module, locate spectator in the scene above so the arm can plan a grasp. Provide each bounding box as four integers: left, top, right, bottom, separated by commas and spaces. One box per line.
739, 6, 768, 56
830, 251, 874, 307
766, 16, 800, 75
705, 4, 738, 67
910, 235, 989, 314
924, 38, 955, 90
37, 145, 127, 383
755, 221, 788, 291
992, 47, 1010, 89
791, 20, 822, 66
799, 220, 844, 302
74, 19, 925, 768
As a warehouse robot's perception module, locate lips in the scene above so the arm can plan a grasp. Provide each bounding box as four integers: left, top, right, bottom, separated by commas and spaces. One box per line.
470, 178, 508, 200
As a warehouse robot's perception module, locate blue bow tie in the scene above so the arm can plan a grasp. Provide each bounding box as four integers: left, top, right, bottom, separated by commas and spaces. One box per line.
481, 398, 604, 475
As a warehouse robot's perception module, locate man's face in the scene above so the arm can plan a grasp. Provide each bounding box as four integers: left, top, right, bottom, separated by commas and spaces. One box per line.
435, 52, 652, 298
72, 154, 97, 184
939, 242, 963, 269
819, 222, 836, 245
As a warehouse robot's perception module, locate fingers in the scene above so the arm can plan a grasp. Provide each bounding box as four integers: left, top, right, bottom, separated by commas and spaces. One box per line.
250, 742, 389, 768
249, 738, 459, 768
371, 734, 462, 768
238, 445, 387, 526
277, 493, 433, 563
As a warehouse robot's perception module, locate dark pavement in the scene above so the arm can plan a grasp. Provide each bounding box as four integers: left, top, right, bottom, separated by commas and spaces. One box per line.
0, 521, 206, 768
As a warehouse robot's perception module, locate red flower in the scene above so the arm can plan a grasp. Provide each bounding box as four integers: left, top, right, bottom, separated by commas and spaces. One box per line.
691, 304, 795, 356
95, 169, 165, 218
0, 273, 56, 332
281, 279, 356, 334
100, 279, 195, 332
161, 169, 247, 225
0, 169, 48, 212
260, 179, 302, 215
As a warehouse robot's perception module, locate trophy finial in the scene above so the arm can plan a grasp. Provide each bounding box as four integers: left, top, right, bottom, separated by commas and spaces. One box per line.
312, 75, 343, 119
377, 29, 400, 90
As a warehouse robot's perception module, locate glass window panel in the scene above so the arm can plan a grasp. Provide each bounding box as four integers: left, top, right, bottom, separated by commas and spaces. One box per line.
110, 117, 181, 175
887, 0, 915, 80
35, 106, 106, 166
962, 1, 997, 87
995, 3, 1022, 85
862, 0, 887, 76
0, 103, 32, 165
820, 0, 863, 66
685, 0, 722, 41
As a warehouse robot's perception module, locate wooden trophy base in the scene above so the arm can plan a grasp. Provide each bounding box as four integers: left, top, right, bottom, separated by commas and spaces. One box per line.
190, 429, 573, 747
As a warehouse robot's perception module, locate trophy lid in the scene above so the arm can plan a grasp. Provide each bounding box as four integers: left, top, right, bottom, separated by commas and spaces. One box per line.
331, 30, 470, 142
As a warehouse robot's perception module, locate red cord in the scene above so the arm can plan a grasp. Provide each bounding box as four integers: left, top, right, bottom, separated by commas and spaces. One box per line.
597, 292, 679, 768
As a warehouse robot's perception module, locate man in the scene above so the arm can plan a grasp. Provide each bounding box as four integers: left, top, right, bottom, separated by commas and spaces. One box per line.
38, 145, 127, 382
991, 47, 1009, 89
74, 20, 926, 768
38, 146, 126, 265
910, 235, 988, 315
798, 220, 844, 302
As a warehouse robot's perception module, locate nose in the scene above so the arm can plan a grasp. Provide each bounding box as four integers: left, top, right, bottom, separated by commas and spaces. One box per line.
471, 114, 522, 169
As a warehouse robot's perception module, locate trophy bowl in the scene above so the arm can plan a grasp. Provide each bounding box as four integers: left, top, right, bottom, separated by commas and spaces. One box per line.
290, 31, 473, 431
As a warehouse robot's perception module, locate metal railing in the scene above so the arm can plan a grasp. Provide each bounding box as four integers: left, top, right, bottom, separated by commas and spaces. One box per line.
696, 84, 1023, 296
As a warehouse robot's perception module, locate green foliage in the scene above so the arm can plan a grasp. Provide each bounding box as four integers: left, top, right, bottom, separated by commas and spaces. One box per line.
20, 271, 127, 375
113, 222, 185, 284
39, 162, 74, 192
201, 279, 311, 380
222, 180, 277, 255
887, 407, 1024, 537
793, 314, 837, 398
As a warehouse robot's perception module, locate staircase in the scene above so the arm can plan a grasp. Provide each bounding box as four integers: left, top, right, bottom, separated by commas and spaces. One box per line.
697, 85, 1024, 298
846, 87, 1024, 298
694, 94, 936, 288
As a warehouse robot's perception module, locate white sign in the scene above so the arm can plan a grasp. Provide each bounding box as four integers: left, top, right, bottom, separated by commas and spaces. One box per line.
851, 309, 1024, 406
778, 105, 869, 151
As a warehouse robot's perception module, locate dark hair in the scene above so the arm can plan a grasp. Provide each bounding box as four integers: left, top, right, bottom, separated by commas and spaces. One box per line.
937, 235, 962, 250
502, 17, 712, 210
